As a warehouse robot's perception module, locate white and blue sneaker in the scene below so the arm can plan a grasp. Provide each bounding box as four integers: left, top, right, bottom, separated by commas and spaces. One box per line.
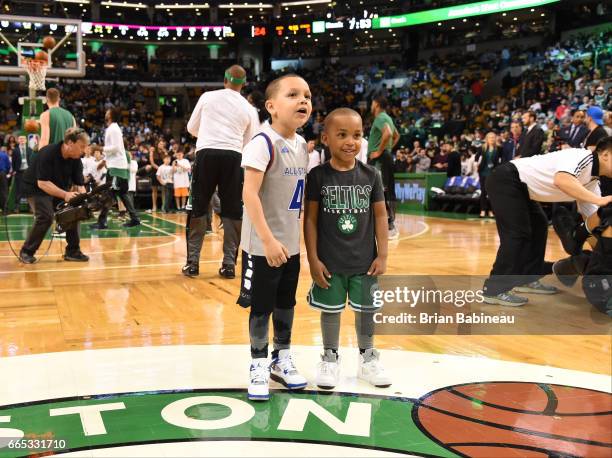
270, 349, 307, 390
248, 358, 270, 401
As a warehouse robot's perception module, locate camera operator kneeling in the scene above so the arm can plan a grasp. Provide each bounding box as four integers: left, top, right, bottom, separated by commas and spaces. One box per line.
19, 128, 90, 264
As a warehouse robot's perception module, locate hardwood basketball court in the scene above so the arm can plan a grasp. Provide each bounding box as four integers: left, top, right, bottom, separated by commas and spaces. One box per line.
1, 212, 609, 374
1, 211, 610, 457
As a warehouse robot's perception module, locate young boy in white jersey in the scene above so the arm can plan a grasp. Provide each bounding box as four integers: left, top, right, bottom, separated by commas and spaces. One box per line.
156, 155, 173, 213
304, 108, 391, 389
92, 149, 107, 186
173, 150, 191, 211
81, 145, 96, 191
238, 74, 312, 401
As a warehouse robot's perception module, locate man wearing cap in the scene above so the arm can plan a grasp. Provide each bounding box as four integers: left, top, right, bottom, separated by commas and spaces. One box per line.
583, 106, 609, 152
183, 65, 260, 279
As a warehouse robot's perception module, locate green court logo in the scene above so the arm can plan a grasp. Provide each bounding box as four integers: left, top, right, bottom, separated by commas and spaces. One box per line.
0, 389, 456, 458
0, 383, 607, 457
338, 214, 358, 234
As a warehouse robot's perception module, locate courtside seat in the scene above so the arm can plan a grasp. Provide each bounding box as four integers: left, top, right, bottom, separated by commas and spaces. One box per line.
430, 176, 461, 211
430, 176, 480, 213
456, 177, 481, 213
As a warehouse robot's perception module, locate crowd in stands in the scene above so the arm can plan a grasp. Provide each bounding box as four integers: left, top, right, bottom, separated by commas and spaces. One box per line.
272, 31, 612, 176
59, 81, 155, 135
85, 48, 238, 82
79, 135, 194, 215
0, 78, 198, 213
1, 29, 611, 215
86, 48, 148, 81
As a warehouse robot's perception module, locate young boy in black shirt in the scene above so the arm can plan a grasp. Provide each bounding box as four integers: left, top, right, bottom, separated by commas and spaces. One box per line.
304, 108, 391, 389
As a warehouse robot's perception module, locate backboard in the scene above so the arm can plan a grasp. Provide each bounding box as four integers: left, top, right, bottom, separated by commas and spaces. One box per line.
0, 14, 85, 78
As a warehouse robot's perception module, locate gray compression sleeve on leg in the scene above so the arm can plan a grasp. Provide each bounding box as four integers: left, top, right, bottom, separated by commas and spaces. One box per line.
321, 311, 341, 351
272, 307, 294, 352
249, 311, 270, 359
355, 311, 374, 351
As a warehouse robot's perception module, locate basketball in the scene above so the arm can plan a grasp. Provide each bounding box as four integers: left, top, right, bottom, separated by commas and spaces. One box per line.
23, 118, 39, 133
42, 35, 56, 49
34, 50, 48, 62
415, 382, 612, 457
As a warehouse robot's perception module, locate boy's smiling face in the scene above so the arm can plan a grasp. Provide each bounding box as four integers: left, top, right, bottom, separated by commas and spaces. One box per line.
322, 113, 363, 163
266, 76, 312, 132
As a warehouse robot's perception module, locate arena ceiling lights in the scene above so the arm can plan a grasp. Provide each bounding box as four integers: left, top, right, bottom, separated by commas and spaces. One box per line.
218, 3, 273, 9
154, 2, 276, 9
55, 0, 90, 4
373, 0, 560, 29
80, 21, 234, 39
100, 1, 146, 8
154, 3, 211, 9
280, 0, 333, 6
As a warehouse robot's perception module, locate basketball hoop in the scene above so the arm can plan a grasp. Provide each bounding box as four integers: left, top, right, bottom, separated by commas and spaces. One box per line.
23, 58, 48, 91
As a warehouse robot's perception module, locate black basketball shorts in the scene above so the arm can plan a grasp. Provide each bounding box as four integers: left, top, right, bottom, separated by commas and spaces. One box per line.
237, 250, 300, 314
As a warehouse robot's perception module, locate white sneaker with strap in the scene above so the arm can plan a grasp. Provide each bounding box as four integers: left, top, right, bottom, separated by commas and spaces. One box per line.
358, 349, 392, 388
270, 349, 307, 390
316, 349, 341, 390
248, 358, 270, 401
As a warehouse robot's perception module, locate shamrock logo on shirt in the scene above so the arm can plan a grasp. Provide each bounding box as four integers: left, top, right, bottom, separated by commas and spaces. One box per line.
338, 214, 358, 235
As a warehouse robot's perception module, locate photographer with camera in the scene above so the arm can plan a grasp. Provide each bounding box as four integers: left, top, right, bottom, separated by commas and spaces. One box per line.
18, 128, 90, 264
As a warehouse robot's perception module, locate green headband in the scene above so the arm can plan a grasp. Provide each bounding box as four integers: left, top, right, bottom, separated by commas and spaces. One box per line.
225, 71, 246, 85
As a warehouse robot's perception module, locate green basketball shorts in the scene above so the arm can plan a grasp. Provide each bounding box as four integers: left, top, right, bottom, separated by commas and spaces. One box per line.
307, 273, 381, 313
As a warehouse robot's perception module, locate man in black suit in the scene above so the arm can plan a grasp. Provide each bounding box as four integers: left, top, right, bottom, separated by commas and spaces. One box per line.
445, 142, 462, 177
11, 135, 34, 213
558, 110, 588, 148
517, 110, 545, 158
500, 129, 516, 163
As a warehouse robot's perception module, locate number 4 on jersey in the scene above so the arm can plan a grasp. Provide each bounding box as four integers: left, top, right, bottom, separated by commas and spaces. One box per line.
288, 179, 305, 211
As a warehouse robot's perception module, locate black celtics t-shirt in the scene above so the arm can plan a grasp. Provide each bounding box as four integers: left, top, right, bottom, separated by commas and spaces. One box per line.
306, 161, 385, 274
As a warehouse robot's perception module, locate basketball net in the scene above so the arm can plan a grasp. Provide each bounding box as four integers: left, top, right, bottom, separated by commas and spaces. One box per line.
23, 58, 47, 115
24, 58, 47, 89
